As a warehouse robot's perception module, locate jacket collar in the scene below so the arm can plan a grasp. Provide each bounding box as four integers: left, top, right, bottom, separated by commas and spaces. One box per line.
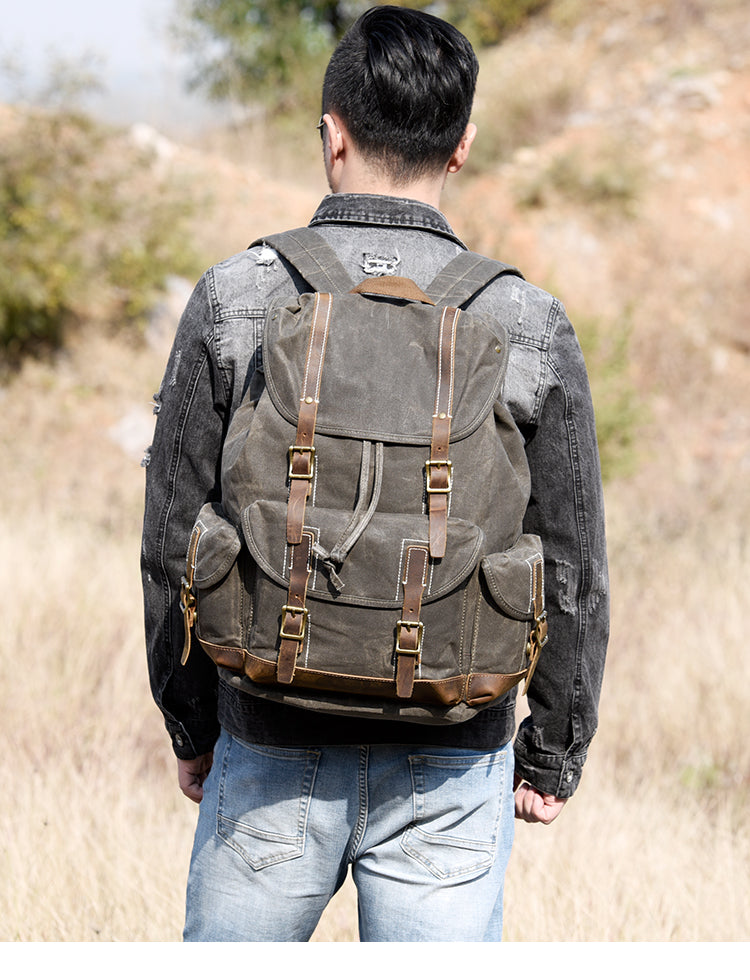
309, 193, 465, 247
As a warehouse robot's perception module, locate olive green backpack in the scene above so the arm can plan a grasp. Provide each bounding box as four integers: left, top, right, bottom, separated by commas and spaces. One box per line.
180, 228, 547, 725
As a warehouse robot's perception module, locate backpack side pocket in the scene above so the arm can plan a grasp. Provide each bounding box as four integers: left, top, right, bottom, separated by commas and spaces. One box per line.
184, 502, 252, 672
467, 534, 546, 703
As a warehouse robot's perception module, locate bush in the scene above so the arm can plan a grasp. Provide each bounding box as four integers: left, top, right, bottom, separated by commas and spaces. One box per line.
0, 107, 201, 365
440, 0, 552, 46
514, 143, 644, 217
576, 307, 642, 481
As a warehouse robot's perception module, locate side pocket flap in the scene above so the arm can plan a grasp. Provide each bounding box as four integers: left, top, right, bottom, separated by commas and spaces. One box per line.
192, 502, 242, 589
480, 534, 544, 620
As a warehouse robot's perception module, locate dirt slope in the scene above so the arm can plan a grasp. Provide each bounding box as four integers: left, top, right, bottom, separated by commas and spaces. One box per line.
449, 0, 750, 535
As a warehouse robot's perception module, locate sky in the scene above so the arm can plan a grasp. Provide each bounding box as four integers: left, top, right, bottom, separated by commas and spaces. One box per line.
0, 0, 221, 134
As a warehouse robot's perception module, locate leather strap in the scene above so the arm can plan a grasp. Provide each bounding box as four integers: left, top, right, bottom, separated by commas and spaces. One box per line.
277, 532, 314, 684
179, 522, 202, 665
278, 291, 333, 683
426, 305, 460, 558
395, 545, 429, 699
286, 291, 332, 545
351, 276, 435, 305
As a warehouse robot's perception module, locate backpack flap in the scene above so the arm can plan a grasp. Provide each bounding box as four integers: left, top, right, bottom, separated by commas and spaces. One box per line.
191, 503, 242, 590
242, 499, 483, 608
480, 534, 543, 620
263, 291, 508, 445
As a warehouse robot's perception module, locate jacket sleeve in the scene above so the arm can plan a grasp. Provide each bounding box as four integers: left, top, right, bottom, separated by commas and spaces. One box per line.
141, 273, 227, 759
513, 302, 609, 798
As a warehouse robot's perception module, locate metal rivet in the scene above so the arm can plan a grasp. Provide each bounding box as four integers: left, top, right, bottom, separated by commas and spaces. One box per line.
438, 411, 447, 420
495, 345, 502, 353
305, 396, 314, 404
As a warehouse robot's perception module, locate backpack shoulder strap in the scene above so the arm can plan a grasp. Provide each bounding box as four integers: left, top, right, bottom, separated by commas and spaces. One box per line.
427, 250, 523, 308
250, 227, 355, 294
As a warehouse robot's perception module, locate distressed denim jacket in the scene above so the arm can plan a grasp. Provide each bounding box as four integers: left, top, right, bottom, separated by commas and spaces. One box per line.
141, 193, 609, 799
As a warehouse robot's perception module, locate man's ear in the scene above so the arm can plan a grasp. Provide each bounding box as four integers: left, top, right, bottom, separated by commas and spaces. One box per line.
447, 123, 477, 174
322, 112, 345, 162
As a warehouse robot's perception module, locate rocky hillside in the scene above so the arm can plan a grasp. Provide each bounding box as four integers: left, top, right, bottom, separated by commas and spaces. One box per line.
462, 0, 750, 531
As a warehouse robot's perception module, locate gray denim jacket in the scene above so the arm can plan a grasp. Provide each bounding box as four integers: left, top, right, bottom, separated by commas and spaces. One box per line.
141, 193, 609, 799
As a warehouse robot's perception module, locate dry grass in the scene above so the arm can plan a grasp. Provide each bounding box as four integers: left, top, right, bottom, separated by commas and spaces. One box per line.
507, 498, 750, 941
0, 343, 189, 942
1, 337, 748, 942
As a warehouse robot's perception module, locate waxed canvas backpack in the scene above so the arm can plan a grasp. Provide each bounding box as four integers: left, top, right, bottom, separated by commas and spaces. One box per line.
179, 228, 547, 725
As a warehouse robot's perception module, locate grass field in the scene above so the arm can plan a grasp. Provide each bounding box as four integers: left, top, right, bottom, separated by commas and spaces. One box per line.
1, 328, 747, 943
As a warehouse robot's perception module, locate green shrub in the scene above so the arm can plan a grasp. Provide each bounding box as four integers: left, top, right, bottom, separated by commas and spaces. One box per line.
576, 307, 642, 481
515, 144, 644, 216
174, 1, 553, 112
0, 107, 201, 365
440, 0, 552, 46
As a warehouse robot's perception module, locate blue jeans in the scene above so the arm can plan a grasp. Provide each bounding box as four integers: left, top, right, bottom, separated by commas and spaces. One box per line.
183, 729, 515, 942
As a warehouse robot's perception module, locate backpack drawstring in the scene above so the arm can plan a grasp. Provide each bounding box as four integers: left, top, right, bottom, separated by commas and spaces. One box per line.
312, 440, 384, 593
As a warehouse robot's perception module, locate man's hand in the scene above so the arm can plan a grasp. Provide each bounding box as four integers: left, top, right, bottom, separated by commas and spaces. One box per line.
178, 752, 214, 804
513, 774, 567, 824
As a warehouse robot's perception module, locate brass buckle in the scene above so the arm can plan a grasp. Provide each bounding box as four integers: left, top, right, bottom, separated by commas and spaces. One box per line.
179, 575, 196, 622
522, 611, 548, 694
425, 459, 453, 493
179, 575, 196, 665
288, 445, 316, 480
395, 620, 424, 660
280, 604, 309, 642
533, 610, 548, 649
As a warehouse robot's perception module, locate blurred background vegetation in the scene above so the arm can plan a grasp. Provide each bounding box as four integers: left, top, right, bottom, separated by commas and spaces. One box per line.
0, 0, 637, 474
173, 0, 552, 111
0, 105, 199, 365
1, 1, 557, 359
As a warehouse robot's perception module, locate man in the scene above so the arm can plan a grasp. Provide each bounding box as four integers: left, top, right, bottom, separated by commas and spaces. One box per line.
141, 5, 608, 942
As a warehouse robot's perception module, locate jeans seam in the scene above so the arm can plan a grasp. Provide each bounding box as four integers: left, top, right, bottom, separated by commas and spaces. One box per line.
348, 745, 370, 862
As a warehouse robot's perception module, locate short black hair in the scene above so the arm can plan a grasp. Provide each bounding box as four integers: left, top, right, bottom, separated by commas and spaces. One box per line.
322, 5, 479, 184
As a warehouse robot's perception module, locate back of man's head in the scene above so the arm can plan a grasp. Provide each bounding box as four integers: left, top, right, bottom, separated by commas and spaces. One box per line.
322, 5, 479, 186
